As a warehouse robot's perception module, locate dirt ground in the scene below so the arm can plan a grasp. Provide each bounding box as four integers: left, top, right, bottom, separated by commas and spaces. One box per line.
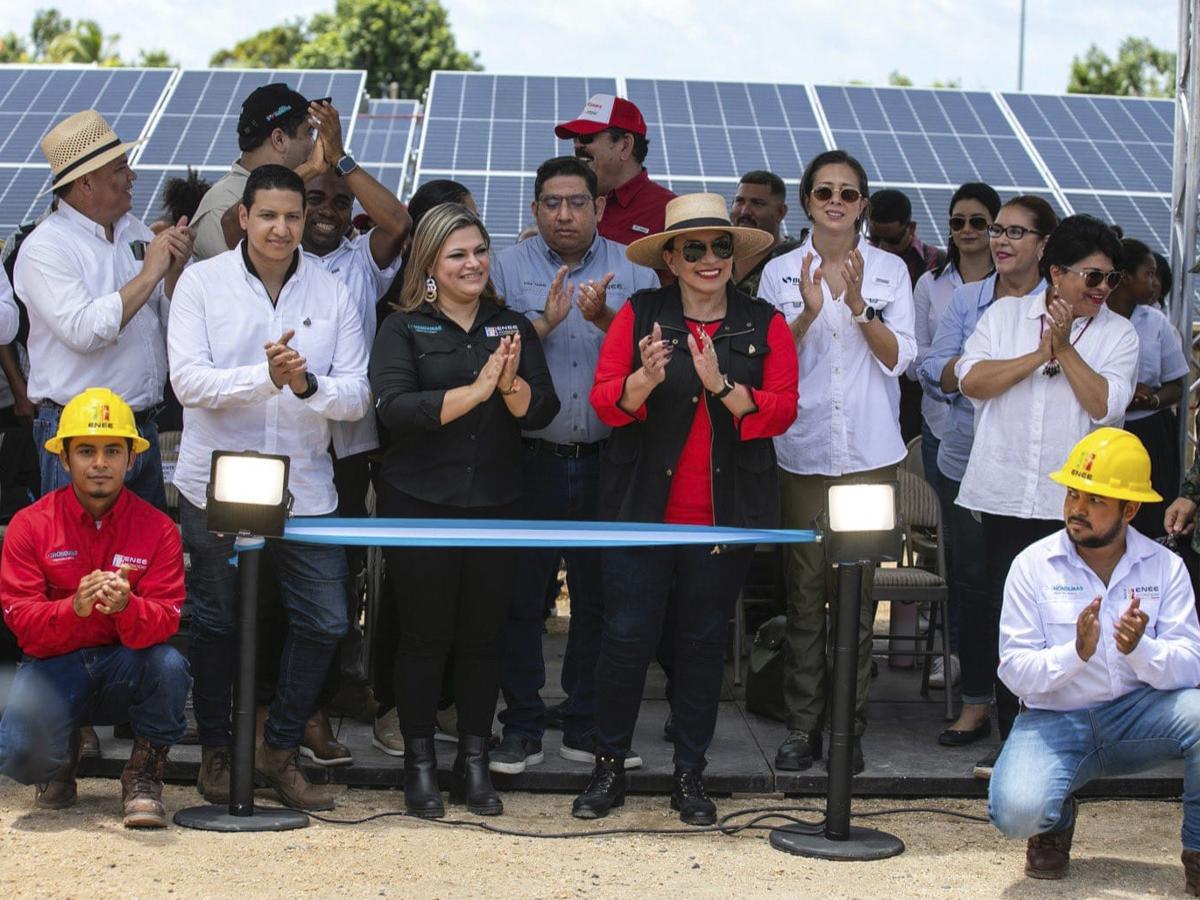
0, 779, 1191, 899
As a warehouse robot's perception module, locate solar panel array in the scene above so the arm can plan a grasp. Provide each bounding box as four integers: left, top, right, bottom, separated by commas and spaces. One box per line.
355, 98, 420, 196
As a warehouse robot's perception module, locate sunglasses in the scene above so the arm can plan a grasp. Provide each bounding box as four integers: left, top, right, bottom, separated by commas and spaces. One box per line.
950, 214, 990, 232
574, 128, 625, 146
986, 224, 1043, 240
678, 236, 735, 262
1062, 266, 1124, 289
810, 185, 863, 204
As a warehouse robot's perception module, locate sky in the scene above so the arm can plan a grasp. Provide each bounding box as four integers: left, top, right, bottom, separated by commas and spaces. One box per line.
0, 0, 1179, 96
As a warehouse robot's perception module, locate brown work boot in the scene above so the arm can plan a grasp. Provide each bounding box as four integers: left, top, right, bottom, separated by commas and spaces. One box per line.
254, 742, 340, 811
197, 745, 232, 803
120, 737, 170, 828
1025, 798, 1077, 880
34, 729, 83, 810
1183, 848, 1200, 896
300, 709, 352, 767
78, 725, 101, 758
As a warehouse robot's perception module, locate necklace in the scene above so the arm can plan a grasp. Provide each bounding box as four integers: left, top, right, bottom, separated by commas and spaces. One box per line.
1039, 314, 1092, 377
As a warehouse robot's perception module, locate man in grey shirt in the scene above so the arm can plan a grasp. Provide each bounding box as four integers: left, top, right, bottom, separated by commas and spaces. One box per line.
487, 156, 658, 774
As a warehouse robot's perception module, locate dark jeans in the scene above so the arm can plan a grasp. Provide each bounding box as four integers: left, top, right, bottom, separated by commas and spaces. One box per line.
33, 402, 167, 512
324, 449, 372, 701
0, 644, 190, 783
943, 482, 991, 705
594, 544, 753, 771
981, 512, 1061, 738
378, 483, 517, 740
180, 496, 348, 749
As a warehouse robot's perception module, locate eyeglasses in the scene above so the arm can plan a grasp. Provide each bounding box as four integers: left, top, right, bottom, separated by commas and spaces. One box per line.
810, 185, 863, 204
986, 224, 1043, 240
574, 129, 624, 146
679, 236, 735, 262
950, 214, 990, 232
539, 194, 593, 211
1062, 266, 1124, 289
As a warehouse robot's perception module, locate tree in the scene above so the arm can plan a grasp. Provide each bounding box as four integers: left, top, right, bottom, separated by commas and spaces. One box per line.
1068, 37, 1176, 97
30, 8, 69, 58
888, 71, 913, 87
136, 49, 175, 67
44, 20, 122, 66
0, 32, 29, 62
211, 21, 309, 69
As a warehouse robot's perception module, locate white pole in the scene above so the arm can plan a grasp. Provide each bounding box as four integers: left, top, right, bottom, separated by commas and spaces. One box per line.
1017, 0, 1027, 91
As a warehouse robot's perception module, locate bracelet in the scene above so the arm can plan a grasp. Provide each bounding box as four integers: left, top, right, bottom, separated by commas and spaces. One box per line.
500, 379, 522, 396
1150, 393, 1161, 409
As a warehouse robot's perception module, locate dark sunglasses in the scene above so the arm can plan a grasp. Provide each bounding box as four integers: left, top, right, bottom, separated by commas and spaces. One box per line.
986, 223, 1043, 240
950, 214, 989, 232
810, 185, 863, 204
1062, 266, 1124, 289
574, 128, 626, 146
679, 236, 735, 262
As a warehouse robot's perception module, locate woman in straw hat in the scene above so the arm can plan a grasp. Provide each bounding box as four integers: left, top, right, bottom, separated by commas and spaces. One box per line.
573, 193, 799, 825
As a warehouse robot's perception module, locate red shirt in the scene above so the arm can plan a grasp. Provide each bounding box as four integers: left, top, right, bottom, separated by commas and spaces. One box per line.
0, 486, 184, 659
598, 169, 676, 246
591, 304, 799, 525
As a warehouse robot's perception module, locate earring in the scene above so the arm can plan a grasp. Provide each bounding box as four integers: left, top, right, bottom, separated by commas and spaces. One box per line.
425, 275, 437, 302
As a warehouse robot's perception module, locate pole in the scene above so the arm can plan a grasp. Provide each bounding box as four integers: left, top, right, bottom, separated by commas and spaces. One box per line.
1017, 0, 1027, 91
770, 562, 904, 860
174, 537, 309, 832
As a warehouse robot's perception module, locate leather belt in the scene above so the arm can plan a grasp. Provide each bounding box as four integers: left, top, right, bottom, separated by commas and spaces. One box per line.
523, 438, 604, 459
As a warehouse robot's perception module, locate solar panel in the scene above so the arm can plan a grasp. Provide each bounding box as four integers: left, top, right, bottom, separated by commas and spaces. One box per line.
1061, 192, 1171, 252
355, 98, 419, 201
410, 171, 534, 247
137, 69, 366, 168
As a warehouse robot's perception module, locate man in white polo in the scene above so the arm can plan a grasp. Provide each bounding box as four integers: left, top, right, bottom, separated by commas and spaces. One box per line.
989, 428, 1200, 893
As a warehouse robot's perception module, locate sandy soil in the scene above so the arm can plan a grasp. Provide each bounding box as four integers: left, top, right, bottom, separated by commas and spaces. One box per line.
0, 779, 1190, 898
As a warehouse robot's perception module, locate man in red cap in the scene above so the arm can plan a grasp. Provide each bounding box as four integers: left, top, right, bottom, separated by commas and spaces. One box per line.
555, 94, 675, 247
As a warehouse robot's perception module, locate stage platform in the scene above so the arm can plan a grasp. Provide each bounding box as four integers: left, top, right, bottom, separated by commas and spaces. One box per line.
76, 630, 1184, 799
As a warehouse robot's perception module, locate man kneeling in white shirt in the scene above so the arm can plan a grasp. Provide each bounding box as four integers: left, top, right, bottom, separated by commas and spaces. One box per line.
990, 427, 1200, 893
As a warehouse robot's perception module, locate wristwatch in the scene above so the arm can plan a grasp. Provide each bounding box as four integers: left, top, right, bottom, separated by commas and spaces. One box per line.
713, 374, 735, 399
334, 154, 359, 177
852, 305, 877, 324
296, 372, 319, 399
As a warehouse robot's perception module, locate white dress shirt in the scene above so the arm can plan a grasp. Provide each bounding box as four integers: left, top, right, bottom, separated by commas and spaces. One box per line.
13, 201, 169, 409
305, 230, 401, 457
999, 527, 1200, 712
1125, 303, 1189, 423
955, 290, 1138, 520
910, 264, 963, 440
168, 246, 371, 516
759, 237, 917, 476
0, 269, 18, 409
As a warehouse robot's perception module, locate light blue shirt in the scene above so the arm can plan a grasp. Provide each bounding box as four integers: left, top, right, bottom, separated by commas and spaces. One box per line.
490, 232, 659, 444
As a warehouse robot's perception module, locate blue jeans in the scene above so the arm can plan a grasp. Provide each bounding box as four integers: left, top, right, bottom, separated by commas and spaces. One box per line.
33, 402, 167, 512
499, 444, 604, 745
179, 496, 348, 749
595, 544, 753, 770
990, 686, 1200, 848
0, 644, 190, 783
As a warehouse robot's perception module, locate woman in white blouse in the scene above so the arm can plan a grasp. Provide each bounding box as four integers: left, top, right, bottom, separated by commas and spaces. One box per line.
954, 215, 1139, 770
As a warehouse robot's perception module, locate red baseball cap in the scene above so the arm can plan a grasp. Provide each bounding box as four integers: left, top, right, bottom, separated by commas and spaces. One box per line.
555, 94, 647, 139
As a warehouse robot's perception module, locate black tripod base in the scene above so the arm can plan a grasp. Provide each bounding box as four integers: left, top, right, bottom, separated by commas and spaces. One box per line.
173, 804, 310, 832
769, 824, 905, 860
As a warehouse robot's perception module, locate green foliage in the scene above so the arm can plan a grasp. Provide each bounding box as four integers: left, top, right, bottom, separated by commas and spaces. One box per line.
210, 21, 308, 68
136, 48, 175, 67
1068, 37, 1176, 97
0, 31, 29, 62
887, 71, 913, 87
45, 19, 122, 65
30, 8, 69, 58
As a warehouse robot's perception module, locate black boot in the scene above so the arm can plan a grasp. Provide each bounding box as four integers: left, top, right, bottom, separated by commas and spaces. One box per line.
450, 735, 502, 816
671, 767, 716, 826
403, 736, 444, 818
572, 754, 626, 819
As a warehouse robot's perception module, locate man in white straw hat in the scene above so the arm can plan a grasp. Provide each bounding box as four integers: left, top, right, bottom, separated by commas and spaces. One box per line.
14, 109, 193, 510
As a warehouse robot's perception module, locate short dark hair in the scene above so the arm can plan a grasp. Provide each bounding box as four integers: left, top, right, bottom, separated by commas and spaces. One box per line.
799, 150, 870, 224
1003, 195, 1059, 239
534, 156, 598, 200
1039, 214, 1123, 280
1117, 238, 1153, 276
1154, 251, 1172, 304
869, 189, 913, 225
162, 168, 211, 222
738, 170, 787, 200
408, 179, 471, 231
242, 164, 305, 209
63, 436, 133, 454
936, 182, 1003, 277
238, 108, 310, 153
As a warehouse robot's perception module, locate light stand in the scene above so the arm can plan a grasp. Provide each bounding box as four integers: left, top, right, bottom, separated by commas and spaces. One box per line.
175, 452, 306, 832
770, 480, 905, 861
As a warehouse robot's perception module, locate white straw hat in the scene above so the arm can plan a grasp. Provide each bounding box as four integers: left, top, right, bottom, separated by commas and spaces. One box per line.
625, 193, 775, 269
39, 109, 143, 195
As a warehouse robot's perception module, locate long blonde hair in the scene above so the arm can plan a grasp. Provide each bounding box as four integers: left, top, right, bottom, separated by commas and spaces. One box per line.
398, 202, 502, 312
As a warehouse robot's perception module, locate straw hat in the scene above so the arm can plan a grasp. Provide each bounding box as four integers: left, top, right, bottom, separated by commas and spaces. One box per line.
39, 110, 143, 195
625, 193, 776, 269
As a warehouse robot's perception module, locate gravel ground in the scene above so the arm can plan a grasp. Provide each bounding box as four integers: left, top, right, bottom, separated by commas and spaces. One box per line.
0, 779, 1191, 898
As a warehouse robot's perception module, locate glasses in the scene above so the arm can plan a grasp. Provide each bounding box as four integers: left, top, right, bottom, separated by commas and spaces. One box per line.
679, 236, 735, 262
810, 185, 863, 204
950, 214, 990, 232
574, 129, 624, 145
986, 224, 1043, 240
1062, 266, 1124, 289
539, 194, 593, 211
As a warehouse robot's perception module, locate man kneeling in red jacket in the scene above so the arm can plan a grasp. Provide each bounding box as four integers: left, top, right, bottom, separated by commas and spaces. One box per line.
0, 388, 189, 827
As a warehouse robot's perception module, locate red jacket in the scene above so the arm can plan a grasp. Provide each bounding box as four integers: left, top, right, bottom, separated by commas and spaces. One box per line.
0, 487, 184, 659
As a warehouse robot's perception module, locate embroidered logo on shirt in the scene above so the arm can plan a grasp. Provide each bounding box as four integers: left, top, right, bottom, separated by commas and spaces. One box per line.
871, 275, 892, 286
631, 225, 650, 234
47, 549, 78, 562
112, 553, 149, 571
410, 324, 442, 333
484, 324, 521, 337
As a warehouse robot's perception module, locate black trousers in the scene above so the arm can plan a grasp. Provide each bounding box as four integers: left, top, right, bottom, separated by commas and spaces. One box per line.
1125, 411, 1179, 539
981, 512, 1061, 738
377, 482, 517, 739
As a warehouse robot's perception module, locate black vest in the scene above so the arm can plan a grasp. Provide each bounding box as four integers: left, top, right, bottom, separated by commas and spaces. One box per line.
598, 282, 783, 528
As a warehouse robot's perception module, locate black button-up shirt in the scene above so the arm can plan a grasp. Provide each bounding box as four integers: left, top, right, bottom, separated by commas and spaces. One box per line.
370, 300, 559, 507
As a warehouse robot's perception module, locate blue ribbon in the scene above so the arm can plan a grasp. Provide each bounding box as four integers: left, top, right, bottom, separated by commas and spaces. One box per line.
281, 517, 820, 548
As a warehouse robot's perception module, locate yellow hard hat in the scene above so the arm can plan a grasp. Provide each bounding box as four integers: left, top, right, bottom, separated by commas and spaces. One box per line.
1048, 427, 1162, 503
44, 387, 150, 455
